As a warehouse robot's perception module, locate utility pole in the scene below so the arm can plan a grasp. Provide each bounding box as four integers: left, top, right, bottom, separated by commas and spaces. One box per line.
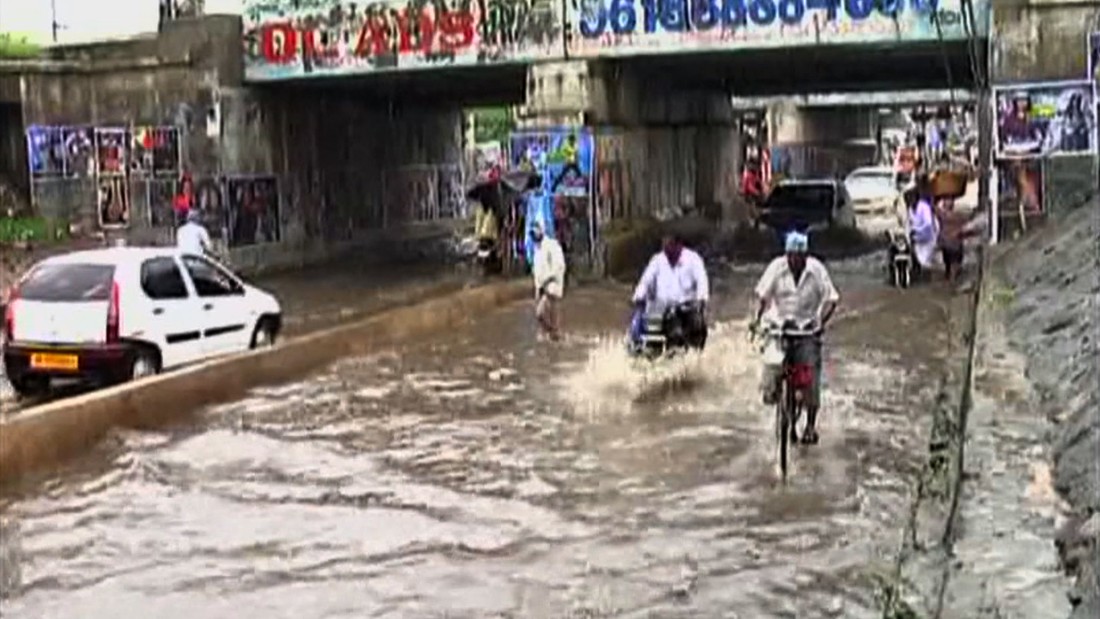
50, 0, 60, 43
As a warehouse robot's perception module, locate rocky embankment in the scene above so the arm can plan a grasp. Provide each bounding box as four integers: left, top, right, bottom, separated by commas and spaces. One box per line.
998, 197, 1099, 616
881, 198, 1097, 619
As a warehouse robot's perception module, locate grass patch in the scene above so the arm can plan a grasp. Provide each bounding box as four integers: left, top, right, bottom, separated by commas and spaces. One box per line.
0, 217, 69, 244
0, 33, 42, 59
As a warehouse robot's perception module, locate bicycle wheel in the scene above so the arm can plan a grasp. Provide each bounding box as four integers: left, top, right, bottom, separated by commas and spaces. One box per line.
777, 379, 789, 478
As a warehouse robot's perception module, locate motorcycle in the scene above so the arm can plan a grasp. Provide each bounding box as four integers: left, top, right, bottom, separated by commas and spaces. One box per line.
886, 229, 913, 289
626, 300, 708, 360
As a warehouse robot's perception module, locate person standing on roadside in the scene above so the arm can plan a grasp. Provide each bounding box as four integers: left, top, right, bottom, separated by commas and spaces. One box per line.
936, 197, 976, 283
174, 174, 194, 226
176, 209, 212, 257
531, 221, 566, 342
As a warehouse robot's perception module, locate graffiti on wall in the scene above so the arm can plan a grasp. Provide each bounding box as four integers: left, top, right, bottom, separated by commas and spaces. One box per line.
242, 0, 564, 80
567, 0, 989, 57
226, 176, 282, 247
382, 163, 464, 225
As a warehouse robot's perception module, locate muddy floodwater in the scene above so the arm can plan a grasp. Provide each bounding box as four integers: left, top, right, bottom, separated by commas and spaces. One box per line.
1, 260, 956, 618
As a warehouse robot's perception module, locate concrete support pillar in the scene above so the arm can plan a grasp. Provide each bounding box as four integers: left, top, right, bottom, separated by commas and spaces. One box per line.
579, 61, 740, 223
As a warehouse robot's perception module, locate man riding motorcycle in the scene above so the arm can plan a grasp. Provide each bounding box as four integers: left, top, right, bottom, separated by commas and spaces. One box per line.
631, 234, 710, 350
750, 231, 839, 445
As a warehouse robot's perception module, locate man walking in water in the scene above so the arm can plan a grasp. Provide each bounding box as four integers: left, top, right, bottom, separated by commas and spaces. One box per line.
531, 221, 566, 341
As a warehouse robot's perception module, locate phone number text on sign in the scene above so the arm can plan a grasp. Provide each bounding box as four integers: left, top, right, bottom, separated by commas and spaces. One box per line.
576, 0, 941, 38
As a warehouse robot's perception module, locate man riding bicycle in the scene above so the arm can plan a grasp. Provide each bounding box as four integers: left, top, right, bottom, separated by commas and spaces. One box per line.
750, 231, 839, 445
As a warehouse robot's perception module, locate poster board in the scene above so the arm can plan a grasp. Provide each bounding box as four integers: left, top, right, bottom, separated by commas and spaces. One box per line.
509, 128, 596, 266
992, 80, 1097, 159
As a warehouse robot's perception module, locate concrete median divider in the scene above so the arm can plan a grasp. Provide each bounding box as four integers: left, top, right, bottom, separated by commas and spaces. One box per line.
0, 279, 530, 486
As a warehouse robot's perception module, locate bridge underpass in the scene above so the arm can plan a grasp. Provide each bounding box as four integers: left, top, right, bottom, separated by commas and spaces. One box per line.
0, 5, 1034, 617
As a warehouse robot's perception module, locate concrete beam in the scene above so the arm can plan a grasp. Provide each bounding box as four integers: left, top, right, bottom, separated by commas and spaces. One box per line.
729, 89, 979, 110
0, 54, 192, 75
0, 280, 530, 486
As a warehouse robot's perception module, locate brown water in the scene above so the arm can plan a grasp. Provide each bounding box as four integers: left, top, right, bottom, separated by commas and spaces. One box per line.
0, 261, 956, 618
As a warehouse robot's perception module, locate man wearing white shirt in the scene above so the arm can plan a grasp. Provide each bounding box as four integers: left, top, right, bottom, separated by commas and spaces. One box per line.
750, 231, 839, 445
632, 234, 710, 349
176, 209, 212, 257
531, 221, 566, 341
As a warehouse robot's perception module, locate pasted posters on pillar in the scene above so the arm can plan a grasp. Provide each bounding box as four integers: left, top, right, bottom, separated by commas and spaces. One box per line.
226, 176, 281, 247
510, 128, 596, 265
567, 0, 990, 58
98, 176, 131, 229
242, 0, 565, 80
993, 81, 1097, 159
130, 127, 180, 177
94, 129, 128, 176
62, 127, 95, 178
26, 127, 65, 177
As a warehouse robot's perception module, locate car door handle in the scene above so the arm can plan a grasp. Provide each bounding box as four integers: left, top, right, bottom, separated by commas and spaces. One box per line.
203, 303, 213, 311
153, 307, 165, 315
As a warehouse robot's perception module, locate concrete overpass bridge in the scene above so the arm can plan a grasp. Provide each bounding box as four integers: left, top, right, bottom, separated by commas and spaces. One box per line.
244, 0, 989, 221
1, 2, 993, 276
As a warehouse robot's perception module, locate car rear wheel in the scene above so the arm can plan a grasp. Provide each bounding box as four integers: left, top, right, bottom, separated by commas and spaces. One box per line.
129, 348, 160, 382
10, 375, 49, 399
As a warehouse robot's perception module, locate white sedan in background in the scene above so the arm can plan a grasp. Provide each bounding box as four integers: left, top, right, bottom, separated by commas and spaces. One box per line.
844, 166, 903, 233
2, 247, 282, 398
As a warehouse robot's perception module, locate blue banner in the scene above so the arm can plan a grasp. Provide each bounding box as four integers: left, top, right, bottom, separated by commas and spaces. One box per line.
576, 0, 942, 39
509, 128, 596, 264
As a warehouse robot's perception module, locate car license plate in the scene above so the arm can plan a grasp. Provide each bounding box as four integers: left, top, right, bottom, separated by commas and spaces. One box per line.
30, 353, 79, 371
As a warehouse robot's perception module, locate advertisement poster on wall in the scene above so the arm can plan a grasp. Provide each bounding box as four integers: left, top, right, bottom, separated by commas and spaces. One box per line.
131, 126, 180, 176
993, 81, 1097, 158
94, 128, 128, 175
62, 127, 95, 177
98, 176, 131, 229
995, 159, 1043, 241
226, 176, 280, 247
26, 127, 64, 177
510, 128, 596, 265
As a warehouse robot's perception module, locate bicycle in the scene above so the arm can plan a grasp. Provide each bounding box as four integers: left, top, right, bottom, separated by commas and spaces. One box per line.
752, 320, 821, 478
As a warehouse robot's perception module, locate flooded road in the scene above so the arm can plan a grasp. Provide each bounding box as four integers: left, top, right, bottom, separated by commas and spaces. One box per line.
1, 259, 955, 618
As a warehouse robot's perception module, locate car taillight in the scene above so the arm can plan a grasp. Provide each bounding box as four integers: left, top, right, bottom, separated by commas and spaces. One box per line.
106, 281, 120, 343
3, 285, 16, 341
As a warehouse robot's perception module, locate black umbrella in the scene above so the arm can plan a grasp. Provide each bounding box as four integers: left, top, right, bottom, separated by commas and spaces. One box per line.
466, 170, 541, 217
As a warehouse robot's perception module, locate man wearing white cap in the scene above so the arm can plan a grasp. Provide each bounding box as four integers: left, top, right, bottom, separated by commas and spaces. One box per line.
531, 221, 566, 341
750, 231, 840, 445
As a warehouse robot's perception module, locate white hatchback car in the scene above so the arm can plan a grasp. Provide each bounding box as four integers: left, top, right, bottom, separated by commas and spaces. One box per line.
3, 247, 282, 398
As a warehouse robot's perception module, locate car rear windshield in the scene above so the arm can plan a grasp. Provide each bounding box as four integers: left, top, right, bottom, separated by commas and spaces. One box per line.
18, 263, 116, 302
766, 185, 835, 211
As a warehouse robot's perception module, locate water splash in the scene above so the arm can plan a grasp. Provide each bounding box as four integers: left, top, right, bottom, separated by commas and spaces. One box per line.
559, 319, 762, 417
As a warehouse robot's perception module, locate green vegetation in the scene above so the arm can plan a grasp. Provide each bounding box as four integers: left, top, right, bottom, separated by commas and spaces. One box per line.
0, 217, 69, 245
0, 33, 42, 59
469, 107, 514, 144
